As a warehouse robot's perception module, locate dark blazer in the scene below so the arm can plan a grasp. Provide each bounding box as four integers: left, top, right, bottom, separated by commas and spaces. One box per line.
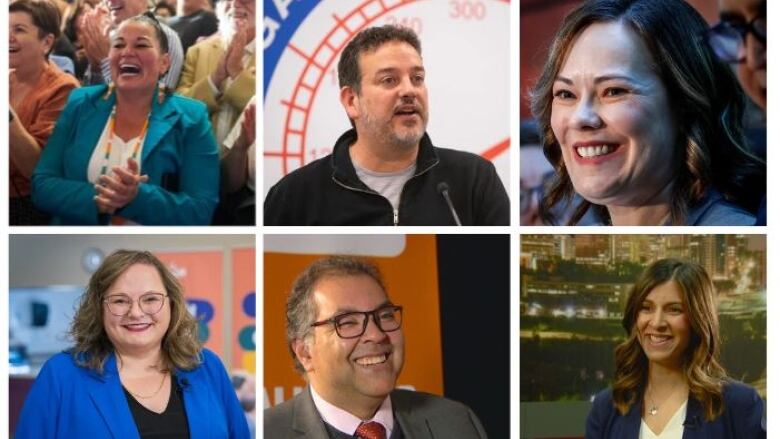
585, 382, 766, 439
264, 386, 488, 439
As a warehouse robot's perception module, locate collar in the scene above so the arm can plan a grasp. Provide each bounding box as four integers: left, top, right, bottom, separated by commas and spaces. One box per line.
310, 385, 394, 437
685, 188, 722, 225
330, 128, 439, 189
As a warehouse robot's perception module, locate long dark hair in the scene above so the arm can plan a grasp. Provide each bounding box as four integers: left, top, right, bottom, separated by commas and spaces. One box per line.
530, 0, 765, 225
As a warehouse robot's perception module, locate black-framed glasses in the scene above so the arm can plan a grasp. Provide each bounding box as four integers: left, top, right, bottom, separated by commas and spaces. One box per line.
104, 292, 168, 316
311, 305, 403, 339
706, 16, 766, 64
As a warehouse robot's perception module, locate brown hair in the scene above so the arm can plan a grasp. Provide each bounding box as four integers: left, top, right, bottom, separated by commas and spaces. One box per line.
69, 250, 201, 373
10, 0, 62, 56
286, 256, 387, 374
530, 0, 764, 225
613, 258, 727, 420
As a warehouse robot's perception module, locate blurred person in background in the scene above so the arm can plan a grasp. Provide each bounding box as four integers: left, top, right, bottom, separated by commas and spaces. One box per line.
707, 0, 766, 224
176, 0, 254, 145
153, 1, 176, 22
169, 0, 217, 54
213, 96, 255, 225
15, 250, 250, 438
10, 0, 79, 224
232, 370, 256, 439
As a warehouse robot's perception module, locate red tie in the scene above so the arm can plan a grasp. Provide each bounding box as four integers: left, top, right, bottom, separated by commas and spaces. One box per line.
355, 421, 386, 439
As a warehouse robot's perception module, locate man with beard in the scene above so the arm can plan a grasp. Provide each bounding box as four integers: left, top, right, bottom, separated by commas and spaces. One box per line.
176, 0, 255, 145
263, 25, 509, 226
265, 256, 488, 439
79, 0, 183, 89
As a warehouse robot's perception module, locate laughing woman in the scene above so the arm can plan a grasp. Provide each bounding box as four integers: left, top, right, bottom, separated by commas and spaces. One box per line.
586, 259, 765, 438
31, 12, 218, 225
10, 0, 79, 224
15, 250, 250, 438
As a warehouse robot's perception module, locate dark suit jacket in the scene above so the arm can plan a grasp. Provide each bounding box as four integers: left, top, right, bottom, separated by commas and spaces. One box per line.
585, 382, 766, 439
264, 387, 488, 439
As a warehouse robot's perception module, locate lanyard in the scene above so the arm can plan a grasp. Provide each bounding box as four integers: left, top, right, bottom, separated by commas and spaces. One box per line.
100, 106, 150, 176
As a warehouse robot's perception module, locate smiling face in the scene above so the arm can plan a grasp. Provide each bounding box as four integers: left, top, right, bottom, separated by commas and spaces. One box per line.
222, 0, 256, 32
719, 0, 766, 110
106, 0, 148, 26
550, 21, 677, 208
636, 280, 691, 369
296, 274, 405, 413
102, 263, 171, 355
109, 21, 170, 93
9, 11, 53, 69
342, 41, 429, 150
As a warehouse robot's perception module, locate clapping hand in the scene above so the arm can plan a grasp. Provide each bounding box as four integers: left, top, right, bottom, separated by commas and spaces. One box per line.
94, 158, 149, 214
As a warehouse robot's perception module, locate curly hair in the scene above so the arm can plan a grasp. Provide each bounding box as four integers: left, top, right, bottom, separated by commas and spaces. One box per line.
530, 0, 764, 225
69, 250, 201, 374
286, 256, 387, 374
613, 258, 727, 421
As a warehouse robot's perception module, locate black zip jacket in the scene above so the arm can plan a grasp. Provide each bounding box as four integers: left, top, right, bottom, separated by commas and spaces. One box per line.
264, 130, 509, 226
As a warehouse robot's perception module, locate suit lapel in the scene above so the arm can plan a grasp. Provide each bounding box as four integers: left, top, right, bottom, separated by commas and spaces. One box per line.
392, 391, 433, 439
291, 387, 332, 439
141, 93, 180, 164
85, 354, 140, 439
177, 367, 214, 439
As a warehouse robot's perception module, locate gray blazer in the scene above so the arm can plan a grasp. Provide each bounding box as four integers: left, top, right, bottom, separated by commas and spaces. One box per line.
264, 387, 488, 439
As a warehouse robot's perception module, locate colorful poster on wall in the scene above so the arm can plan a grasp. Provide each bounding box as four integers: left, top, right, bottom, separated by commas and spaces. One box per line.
264, 234, 443, 408
156, 251, 224, 357
232, 248, 256, 373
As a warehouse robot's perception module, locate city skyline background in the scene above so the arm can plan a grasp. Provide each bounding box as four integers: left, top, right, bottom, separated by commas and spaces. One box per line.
520, 234, 766, 403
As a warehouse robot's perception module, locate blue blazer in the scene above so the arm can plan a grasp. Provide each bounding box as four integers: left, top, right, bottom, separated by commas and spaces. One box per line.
585, 382, 766, 439
15, 349, 250, 439
31, 85, 219, 225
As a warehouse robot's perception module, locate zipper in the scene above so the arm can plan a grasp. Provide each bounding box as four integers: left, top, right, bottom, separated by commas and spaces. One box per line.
332, 157, 439, 226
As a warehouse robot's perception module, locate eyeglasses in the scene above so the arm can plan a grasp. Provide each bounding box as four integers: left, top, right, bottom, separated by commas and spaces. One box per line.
310, 305, 403, 339
104, 292, 168, 316
706, 16, 766, 64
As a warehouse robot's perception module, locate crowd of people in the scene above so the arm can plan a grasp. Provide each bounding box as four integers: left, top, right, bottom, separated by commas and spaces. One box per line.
9, 0, 255, 225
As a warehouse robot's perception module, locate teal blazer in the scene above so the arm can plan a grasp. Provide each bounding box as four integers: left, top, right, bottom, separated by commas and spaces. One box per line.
15, 350, 250, 439
32, 85, 219, 225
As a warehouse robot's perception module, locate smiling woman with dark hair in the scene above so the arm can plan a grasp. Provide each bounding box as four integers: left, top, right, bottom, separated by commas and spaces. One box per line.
31, 13, 218, 225
14, 250, 250, 438
531, 0, 765, 226
10, 0, 79, 224
586, 259, 765, 438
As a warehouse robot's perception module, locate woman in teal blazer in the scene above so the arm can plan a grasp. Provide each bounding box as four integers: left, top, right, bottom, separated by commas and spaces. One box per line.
15, 250, 250, 438
31, 13, 218, 225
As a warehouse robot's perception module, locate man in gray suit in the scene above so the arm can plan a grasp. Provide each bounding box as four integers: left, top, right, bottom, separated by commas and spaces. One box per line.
265, 256, 488, 438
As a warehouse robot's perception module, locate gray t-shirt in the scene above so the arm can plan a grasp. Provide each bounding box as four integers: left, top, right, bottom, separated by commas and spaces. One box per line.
354, 163, 416, 211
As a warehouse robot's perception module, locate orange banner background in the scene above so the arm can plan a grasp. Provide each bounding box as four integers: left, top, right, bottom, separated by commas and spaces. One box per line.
157, 251, 224, 357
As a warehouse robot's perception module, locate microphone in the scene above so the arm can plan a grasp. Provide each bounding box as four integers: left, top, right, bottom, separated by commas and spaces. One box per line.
437, 182, 462, 226
178, 377, 190, 391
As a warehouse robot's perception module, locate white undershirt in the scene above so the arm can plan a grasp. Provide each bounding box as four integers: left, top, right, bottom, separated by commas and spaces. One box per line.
639, 401, 687, 439
87, 117, 146, 184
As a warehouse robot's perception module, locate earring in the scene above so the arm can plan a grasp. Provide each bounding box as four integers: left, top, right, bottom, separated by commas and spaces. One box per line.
157, 82, 168, 104
103, 83, 115, 100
